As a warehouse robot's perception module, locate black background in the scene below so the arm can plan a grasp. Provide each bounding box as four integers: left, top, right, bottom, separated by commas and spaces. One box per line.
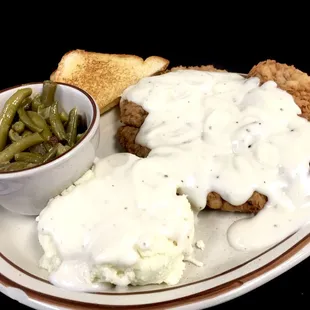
0, 10, 309, 309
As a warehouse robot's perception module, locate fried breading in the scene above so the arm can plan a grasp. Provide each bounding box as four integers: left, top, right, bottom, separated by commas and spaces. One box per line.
117, 65, 266, 213
117, 126, 151, 158
171, 65, 227, 72
248, 59, 310, 120
117, 125, 268, 213
119, 66, 226, 128
119, 101, 148, 128
117, 61, 310, 214
206, 191, 267, 213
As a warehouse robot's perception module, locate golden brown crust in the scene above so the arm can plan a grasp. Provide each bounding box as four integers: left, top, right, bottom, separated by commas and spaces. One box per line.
117, 126, 151, 158
248, 59, 310, 120
206, 191, 267, 213
50, 49, 170, 115
119, 100, 148, 128
171, 65, 227, 72
117, 124, 267, 213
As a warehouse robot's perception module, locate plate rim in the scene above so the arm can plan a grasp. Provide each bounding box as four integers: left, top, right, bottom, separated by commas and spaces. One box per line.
1, 233, 309, 309
0, 231, 297, 295
1, 71, 310, 309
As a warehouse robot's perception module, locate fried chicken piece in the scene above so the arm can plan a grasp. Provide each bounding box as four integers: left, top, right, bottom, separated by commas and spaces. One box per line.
119, 100, 148, 128
248, 59, 310, 120
117, 125, 267, 213
119, 65, 226, 128
117, 64, 275, 213
117, 126, 151, 158
116, 127, 267, 213
171, 65, 227, 72
206, 191, 267, 213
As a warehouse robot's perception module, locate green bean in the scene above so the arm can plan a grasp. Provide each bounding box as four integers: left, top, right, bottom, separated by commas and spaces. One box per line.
66, 108, 78, 147
22, 130, 32, 138
27, 111, 52, 141
0, 161, 35, 172
29, 143, 48, 155
14, 152, 43, 164
76, 132, 85, 142
22, 97, 32, 110
8, 129, 22, 142
56, 143, 70, 156
60, 111, 69, 123
43, 144, 58, 163
0, 88, 32, 151
41, 80, 57, 107
43, 142, 53, 152
17, 107, 43, 133
0, 132, 44, 163
12, 121, 25, 134
0, 162, 9, 169
37, 105, 51, 121
49, 101, 67, 142
31, 95, 41, 112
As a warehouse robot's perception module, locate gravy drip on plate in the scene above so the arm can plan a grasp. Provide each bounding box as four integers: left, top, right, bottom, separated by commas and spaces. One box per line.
122, 70, 310, 251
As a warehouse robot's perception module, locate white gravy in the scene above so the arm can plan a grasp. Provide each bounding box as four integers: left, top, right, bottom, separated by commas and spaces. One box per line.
121, 70, 310, 251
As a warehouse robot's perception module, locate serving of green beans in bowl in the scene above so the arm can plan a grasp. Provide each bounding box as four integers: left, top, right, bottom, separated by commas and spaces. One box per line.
0, 80, 87, 173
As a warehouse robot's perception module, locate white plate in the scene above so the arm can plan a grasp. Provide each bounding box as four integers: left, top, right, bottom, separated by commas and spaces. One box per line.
0, 107, 310, 310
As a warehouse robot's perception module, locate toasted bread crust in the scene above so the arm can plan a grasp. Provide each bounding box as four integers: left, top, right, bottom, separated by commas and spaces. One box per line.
50, 49, 170, 114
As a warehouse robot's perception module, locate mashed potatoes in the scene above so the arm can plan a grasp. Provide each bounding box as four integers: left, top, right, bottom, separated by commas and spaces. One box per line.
37, 153, 196, 290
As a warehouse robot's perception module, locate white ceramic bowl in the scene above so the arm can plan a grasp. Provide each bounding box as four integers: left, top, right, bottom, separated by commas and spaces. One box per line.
0, 82, 100, 216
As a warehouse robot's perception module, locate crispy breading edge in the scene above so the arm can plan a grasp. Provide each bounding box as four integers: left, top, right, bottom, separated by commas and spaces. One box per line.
248, 59, 310, 120
170, 65, 227, 72
118, 64, 259, 213
116, 125, 268, 213
118, 60, 310, 213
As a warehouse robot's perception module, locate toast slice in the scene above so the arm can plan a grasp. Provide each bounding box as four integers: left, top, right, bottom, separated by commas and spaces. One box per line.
50, 50, 170, 114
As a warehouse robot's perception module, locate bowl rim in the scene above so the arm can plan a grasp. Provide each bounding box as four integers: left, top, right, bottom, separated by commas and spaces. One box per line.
0, 81, 99, 178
